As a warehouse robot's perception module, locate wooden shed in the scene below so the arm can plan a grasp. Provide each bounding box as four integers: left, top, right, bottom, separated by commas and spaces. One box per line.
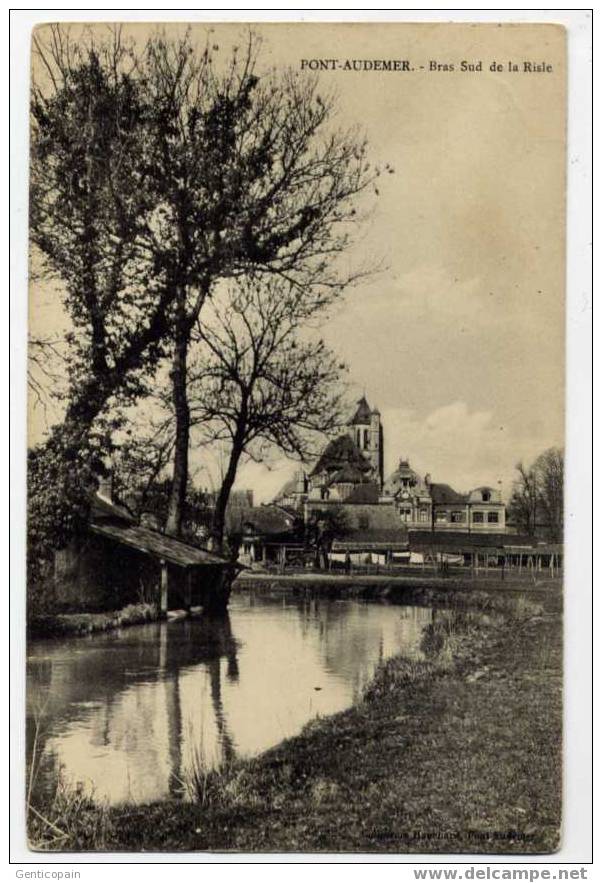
54, 493, 234, 614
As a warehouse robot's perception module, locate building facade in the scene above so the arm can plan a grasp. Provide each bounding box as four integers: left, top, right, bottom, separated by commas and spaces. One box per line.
273, 396, 506, 536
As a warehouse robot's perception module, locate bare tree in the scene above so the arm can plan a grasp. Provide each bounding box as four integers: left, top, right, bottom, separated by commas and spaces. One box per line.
187, 276, 348, 550
509, 461, 539, 536
27, 335, 66, 416
534, 447, 564, 543
138, 31, 376, 536
508, 447, 564, 541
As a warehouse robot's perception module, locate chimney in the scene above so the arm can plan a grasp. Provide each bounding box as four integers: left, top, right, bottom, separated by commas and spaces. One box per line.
424, 473, 431, 488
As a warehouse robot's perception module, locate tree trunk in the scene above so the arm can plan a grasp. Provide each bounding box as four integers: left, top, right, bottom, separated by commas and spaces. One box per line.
165, 292, 191, 538
211, 435, 245, 553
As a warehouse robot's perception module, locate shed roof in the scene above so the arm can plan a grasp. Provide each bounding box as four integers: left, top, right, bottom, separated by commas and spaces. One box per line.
228, 504, 299, 537
90, 521, 229, 568
408, 531, 536, 551
90, 494, 135, 524
332, 529, 409, 551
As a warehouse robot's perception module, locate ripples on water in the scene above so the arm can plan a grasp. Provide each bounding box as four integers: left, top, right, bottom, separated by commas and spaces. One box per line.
26, 592, 432, 806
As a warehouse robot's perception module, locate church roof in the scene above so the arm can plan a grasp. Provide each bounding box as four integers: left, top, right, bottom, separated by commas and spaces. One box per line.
328, 463, 371, 485
344, 482, 380, 503
347, 396, 373, 426
310, 434, 372, 477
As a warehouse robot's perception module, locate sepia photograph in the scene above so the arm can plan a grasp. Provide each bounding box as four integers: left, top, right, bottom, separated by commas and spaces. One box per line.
19, 17, 577, 857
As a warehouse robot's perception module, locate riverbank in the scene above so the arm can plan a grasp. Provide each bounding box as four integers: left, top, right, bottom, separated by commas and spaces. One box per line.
27, 603, 159, 639
28, 586, 562, 854
236, 571, 561, 606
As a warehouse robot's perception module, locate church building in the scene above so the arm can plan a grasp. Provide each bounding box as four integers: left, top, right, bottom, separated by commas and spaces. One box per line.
273, 396, 506, 539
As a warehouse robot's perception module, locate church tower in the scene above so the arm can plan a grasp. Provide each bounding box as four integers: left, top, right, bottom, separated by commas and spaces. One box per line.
347, 396, 384, 488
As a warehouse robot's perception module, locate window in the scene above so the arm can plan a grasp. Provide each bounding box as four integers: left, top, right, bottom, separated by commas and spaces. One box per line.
451, 511, 466, 523
482, 491, 491, 502
358, 514, 370, 530
400, 507, 412, 522
487, 511, 499, 524
419, 509, 429, 523
472, 511, 484, 523
435, 511, 448, 522
363, 428, 369, 449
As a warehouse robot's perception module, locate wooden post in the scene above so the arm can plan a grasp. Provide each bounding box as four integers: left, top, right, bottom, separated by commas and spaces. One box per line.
185, 570, 193, 612
160, 560, 169, 617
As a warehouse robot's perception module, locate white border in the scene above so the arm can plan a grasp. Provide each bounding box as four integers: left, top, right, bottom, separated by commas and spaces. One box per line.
8, 6, 593, 873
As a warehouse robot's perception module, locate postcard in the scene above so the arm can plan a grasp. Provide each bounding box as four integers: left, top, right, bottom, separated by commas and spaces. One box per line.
24, 21, 568, 855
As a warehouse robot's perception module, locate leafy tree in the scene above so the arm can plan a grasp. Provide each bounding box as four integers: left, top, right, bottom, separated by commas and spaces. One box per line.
187, 276, 348, 549
31, 27, 168, 440
305, 505, 350, 569
28, 27, 172, 578
28, 24, 376, 589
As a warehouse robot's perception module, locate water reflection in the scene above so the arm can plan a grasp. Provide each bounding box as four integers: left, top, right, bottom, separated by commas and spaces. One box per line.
27, 593, 431, 806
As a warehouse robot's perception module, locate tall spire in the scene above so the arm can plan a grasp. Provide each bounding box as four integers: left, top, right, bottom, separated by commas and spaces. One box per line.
347, 396, 372, 426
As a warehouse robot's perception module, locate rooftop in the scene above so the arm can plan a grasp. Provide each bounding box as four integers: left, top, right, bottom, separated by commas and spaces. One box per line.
311, 434, 372, 477
91, 521, 229, 568
428, 483, 468, 505
347, 396, 374, 426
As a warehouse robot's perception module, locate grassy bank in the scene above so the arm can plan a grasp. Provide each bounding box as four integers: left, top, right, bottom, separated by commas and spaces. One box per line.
27, 602, 159, 639
28, 586, 562, 854
236, 570, 561, 599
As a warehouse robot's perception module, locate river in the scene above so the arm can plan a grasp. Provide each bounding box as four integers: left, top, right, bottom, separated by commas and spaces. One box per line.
26, 591, 432, 806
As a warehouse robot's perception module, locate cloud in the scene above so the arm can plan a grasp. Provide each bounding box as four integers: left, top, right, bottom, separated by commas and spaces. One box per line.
381, 400, 560, 499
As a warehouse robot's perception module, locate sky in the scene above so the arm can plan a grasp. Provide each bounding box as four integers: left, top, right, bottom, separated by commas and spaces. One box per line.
28, 22, 566, 504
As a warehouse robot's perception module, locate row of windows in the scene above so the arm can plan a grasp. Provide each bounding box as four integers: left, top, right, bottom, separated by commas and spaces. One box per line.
401, 509, 500, 524
437, 510, 499, 524
399, 508, 430, 522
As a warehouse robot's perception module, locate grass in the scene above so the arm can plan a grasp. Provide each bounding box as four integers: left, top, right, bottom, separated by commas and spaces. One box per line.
27, 588, 562, 854
27, 602, 159, 639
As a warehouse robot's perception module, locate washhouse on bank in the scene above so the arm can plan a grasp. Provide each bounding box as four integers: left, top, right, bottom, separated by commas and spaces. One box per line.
53, 481, 234, 615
